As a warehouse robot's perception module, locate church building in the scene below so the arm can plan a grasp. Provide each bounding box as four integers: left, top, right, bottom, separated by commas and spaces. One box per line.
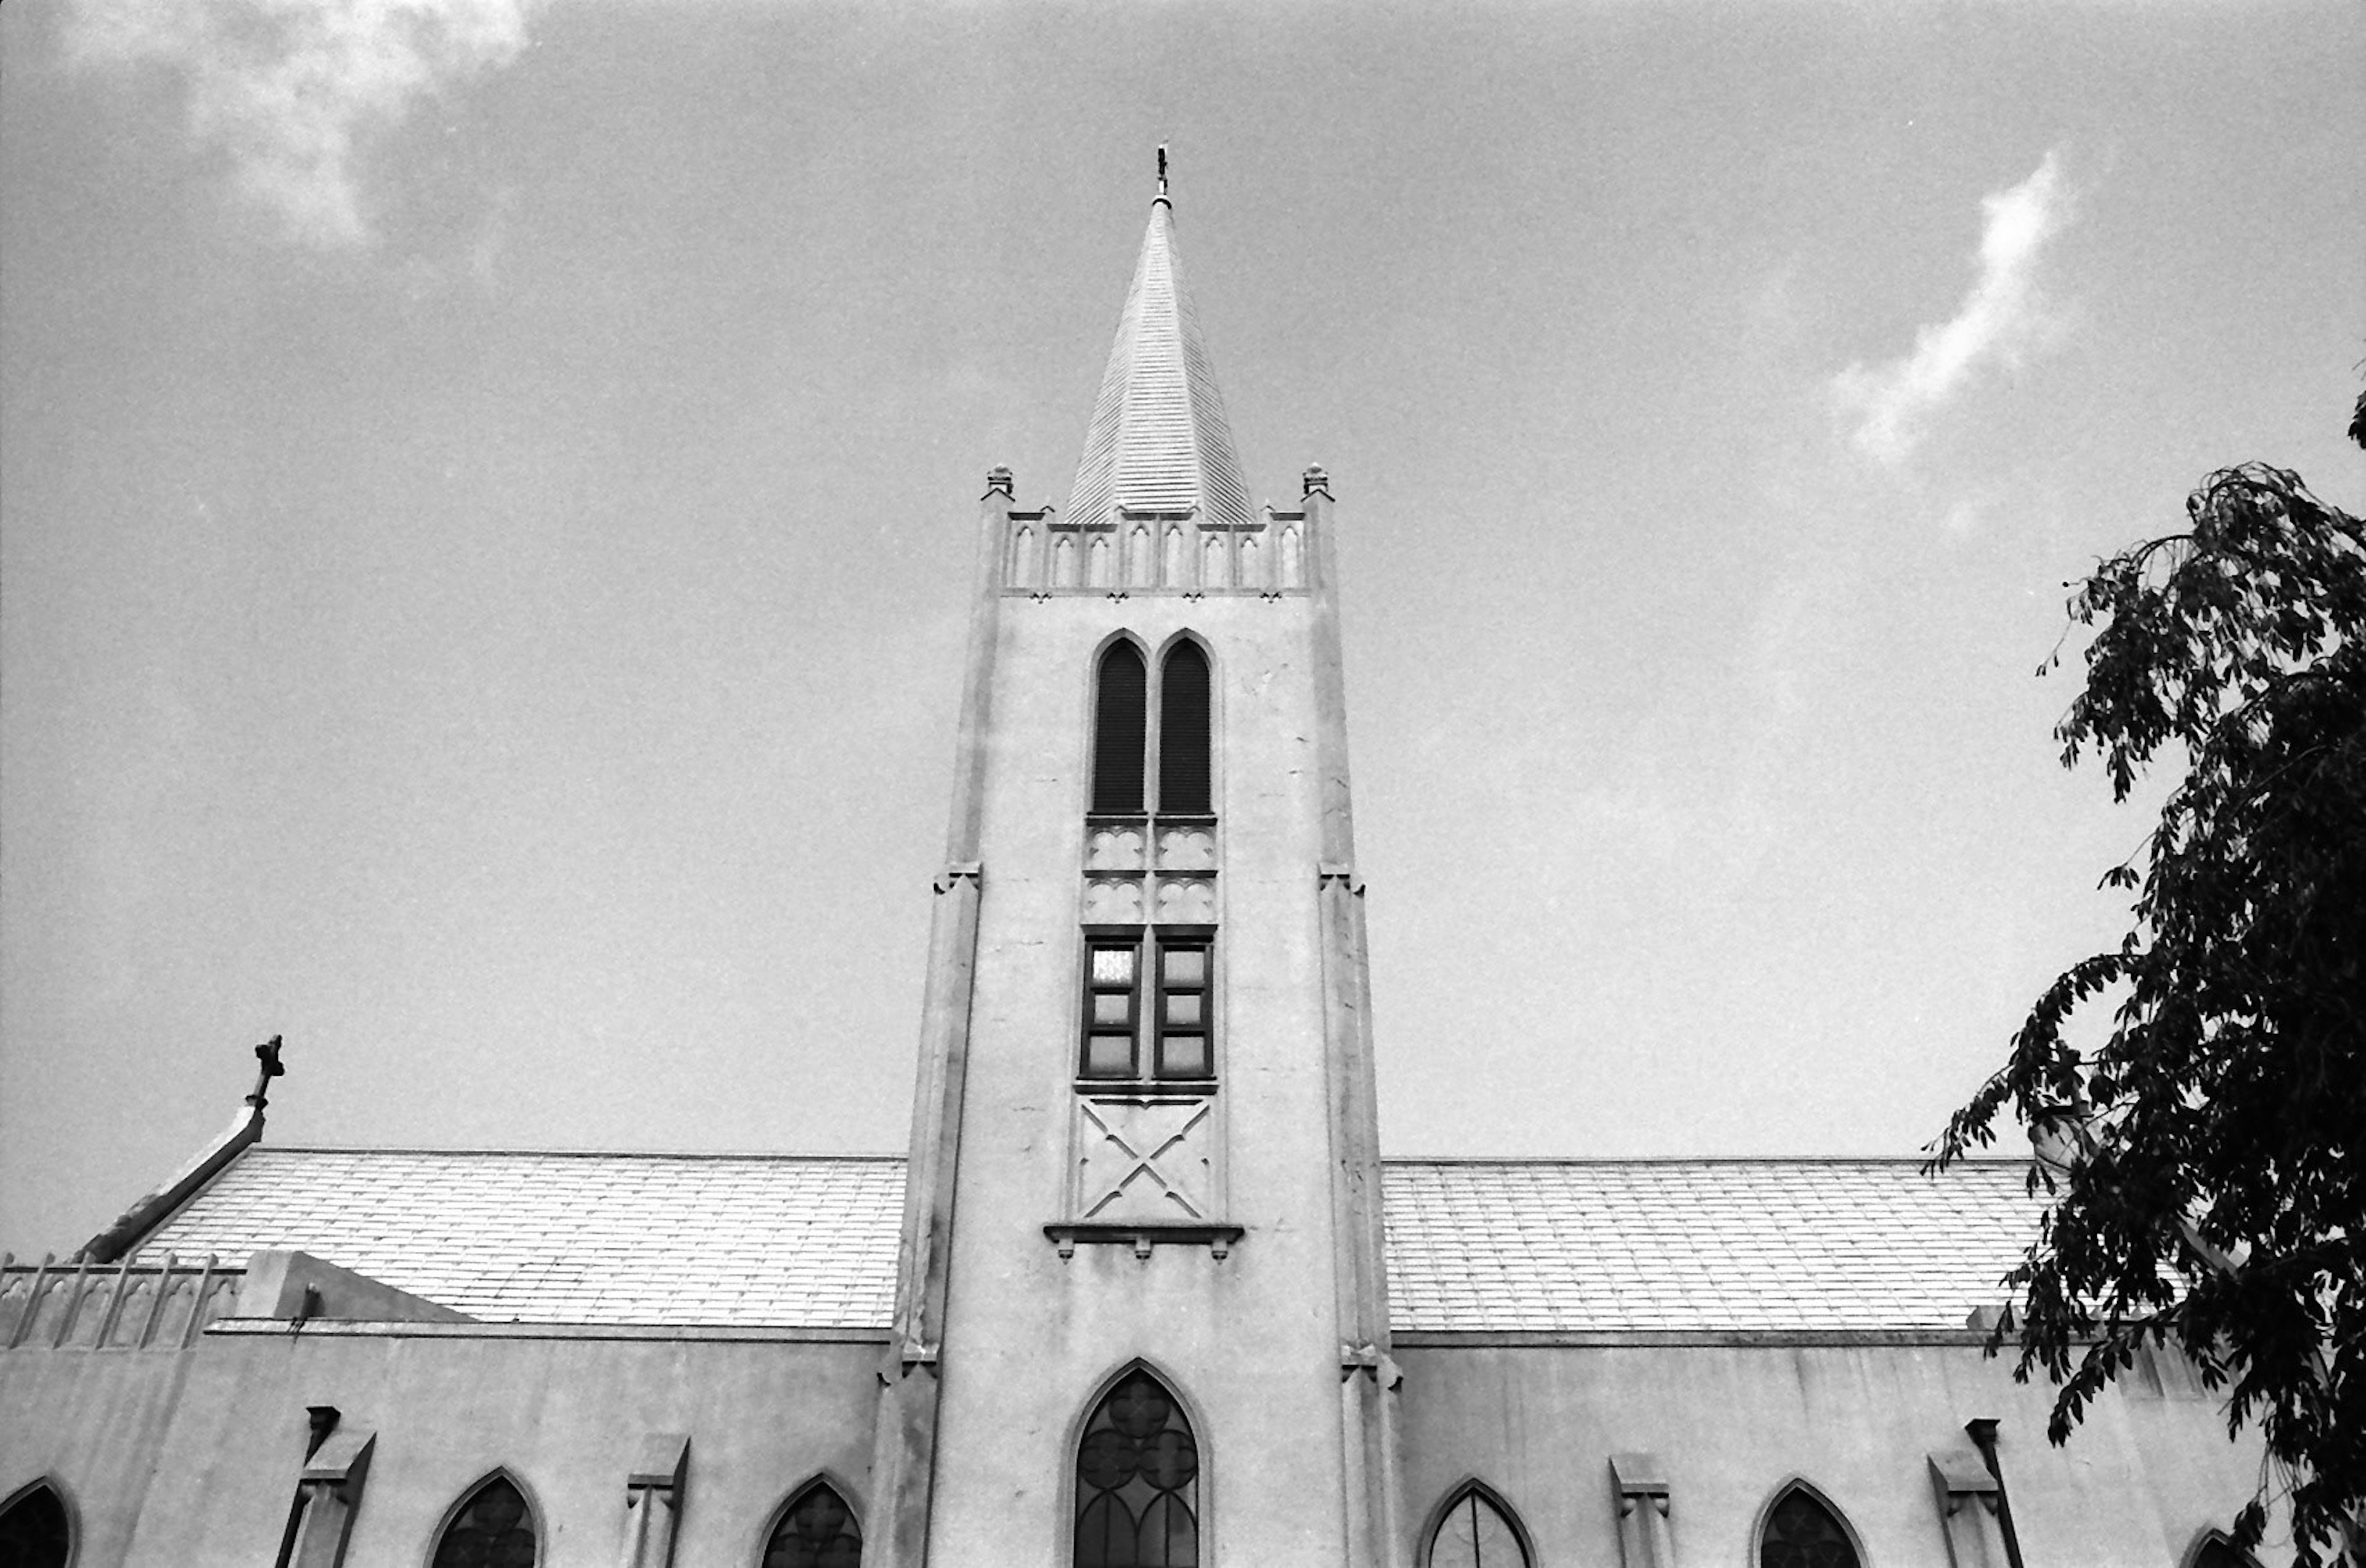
0, 168, 2277, 1568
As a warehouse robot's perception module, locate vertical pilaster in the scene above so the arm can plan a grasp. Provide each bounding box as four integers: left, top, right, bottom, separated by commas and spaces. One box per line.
867, 471, 1011, 1568
1306, 466, 1410, 1568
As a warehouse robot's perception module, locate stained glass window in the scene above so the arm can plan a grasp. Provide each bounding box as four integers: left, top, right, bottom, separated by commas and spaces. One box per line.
1157, 642, 1211, 815
1758, 1487, 1858, 1568
763, 1482, 862, 1568
1092, 643, 1148, 814
0, 1483, 70, 1568
1427, 1485, 1527, 1568
431, 1476, 536, 1568
1075, 1370, 1199, 1568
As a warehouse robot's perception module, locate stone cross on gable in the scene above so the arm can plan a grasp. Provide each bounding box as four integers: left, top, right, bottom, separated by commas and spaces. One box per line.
246, 1036, 285, 1110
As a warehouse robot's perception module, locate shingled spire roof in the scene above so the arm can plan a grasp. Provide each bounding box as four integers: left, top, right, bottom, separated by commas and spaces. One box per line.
1065, 155, 1254, 531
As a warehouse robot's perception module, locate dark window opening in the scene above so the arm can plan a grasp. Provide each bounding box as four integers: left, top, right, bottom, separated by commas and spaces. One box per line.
0, 1484, 70, 1568
1758, 1487, 1859, 1568
432, 1475, 537, 1568
1075, 1370, 1199, 1568
2192, 1537, 2262, 1568
1092, 643, 1148, 814
763, 1482, 862, 1568
1157, 642, 1211, 815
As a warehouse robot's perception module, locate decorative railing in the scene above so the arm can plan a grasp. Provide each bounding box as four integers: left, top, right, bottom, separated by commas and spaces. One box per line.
0, 1254, 243, 1351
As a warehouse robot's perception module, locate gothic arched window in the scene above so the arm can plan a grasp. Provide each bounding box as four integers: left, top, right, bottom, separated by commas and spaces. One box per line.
0, 1481, 70, 1568
432, 1474, 537, 1568
2187, 1531, 2264, 1568
1092, 641, 1149, 814
1426, 1482, 1529, 1568
1758, 1483, 1860, 1568
1075, 1369, 1199, 1568
1157, 642, 1211, 816
763, 1481, 862, 1568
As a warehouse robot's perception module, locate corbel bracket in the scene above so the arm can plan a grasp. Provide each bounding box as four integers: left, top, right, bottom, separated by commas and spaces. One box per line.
1338, 1343, 1402, 1389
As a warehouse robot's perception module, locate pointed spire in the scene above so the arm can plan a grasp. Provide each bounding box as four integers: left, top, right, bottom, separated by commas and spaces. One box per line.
1065, 153, 1253, 533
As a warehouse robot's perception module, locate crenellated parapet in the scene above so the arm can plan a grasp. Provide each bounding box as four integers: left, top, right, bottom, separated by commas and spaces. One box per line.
0, 1253, 241, 1352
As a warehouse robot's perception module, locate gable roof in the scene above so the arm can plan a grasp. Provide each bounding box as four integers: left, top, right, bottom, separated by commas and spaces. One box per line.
132, 1148, 903, 1328
130, 1148, 2038, 1333
1381, 1158, 2039, 1334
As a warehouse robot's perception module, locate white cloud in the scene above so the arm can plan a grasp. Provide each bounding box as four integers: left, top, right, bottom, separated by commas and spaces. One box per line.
67, 0, 541, 250
1832, 149, 2076, 469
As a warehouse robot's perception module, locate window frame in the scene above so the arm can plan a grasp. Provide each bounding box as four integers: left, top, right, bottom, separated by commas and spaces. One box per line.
1069, 1363, 1204, 1568
0, 1477, 74, 1568
1752, 1478, 1866, 1568
758, 1476, 865, 1568
426, 1469, 541, 1568
1077, 926, 1216, 1089
1419, 1480, 1534, 1568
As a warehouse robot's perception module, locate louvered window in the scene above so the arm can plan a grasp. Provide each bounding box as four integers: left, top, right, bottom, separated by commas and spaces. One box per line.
1092, 643, 1148, 814
1157, 642, 1211, 814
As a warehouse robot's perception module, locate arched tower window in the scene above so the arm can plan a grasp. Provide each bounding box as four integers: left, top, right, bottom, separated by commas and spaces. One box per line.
1075, 1368, 1199, 1568
1157, 642, 1211, 816
0, 1481, 71, 1568
1426, 1482, 1529, 1568
432, 1474, 537, 1568
1091, 642, 1148, 814
763, 1481, 863, 1568
1758, 1484, 1860, 1568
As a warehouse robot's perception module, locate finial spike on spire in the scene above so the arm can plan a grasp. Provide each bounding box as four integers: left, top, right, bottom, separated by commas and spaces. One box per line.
1156, 144, 1169, 203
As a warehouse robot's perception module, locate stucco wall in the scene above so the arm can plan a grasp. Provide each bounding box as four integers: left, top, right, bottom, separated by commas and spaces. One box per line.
2, 1325, 883, 1567
1394, 1340, 2275, 1568
925, 590, 1359, 1567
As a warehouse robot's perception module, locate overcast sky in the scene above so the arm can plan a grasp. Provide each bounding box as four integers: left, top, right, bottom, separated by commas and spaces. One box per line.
4, 0, 2361, 1255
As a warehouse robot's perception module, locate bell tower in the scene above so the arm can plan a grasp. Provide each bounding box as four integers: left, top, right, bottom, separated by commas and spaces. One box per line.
869, 159, 1405, 1568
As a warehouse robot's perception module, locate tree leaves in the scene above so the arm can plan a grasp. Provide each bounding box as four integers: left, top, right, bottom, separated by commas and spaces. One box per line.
1932, 461, 2366, 1566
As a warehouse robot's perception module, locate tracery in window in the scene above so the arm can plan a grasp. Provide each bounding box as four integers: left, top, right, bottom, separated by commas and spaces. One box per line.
763, 1481, 862, 1568
1092, 642, 1149, 814
0, 1481, 70, 1568
1758, 1484, 1860, 1568
1157, 642, 1211, 816
1075, 1370, 1198, 1568
1426, 1483, 1528, 1568
432, 1474, 537, 1568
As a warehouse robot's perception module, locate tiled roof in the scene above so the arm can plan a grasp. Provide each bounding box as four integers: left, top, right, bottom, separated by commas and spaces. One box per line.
1383, 1159, 2040, 1333
134, 1148, 903, 1328
1065, 197, 1254, 533
131, 1150, 2041, 1333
